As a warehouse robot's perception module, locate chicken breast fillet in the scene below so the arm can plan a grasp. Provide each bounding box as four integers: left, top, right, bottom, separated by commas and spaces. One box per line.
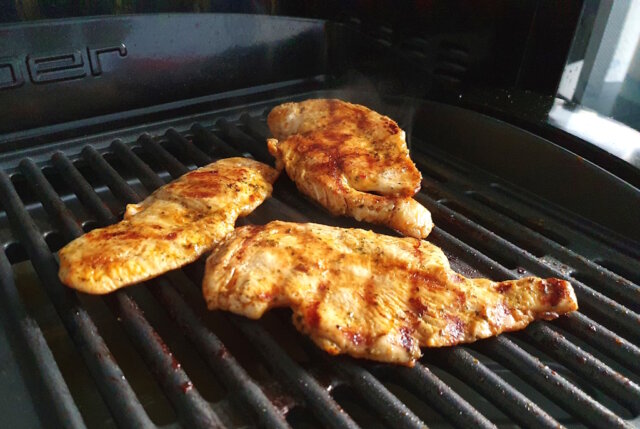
59, 157, 278, 294
203, 221, 578, 366
267, 99, 433, 238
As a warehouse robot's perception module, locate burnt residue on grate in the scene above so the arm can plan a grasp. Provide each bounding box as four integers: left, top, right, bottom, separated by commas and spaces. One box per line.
0, 94, 638, 429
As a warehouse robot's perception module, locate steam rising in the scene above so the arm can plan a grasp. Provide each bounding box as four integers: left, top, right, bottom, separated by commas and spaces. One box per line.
322, 71, 419, 149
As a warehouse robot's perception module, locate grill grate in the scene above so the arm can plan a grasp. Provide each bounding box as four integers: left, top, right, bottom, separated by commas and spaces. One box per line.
0, 90, 638, 429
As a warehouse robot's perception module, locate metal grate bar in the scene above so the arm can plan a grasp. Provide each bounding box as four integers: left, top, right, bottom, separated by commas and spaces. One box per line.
240, 113, 271, 142
415, 193, 640, 343
149, 276, 292, 429
427, 347, 559, 429
418, 170, 640, 308
191, 124, 242, 158
0, 171, 154, 429
525, 323, 640, 414
19, 158, 224, 429
332, 360, 425, 429
217, 118, 272, 161
299, 339, 427, 429
111, 141, 167, 189
413, 148, 640, 261
384, 363, 497, 429
165, 129, 211, 167
104, 291, 223, 429
474, 336, 633, 429
51, 152, 118, 226
0, 249, 86, 429
139, 134, 189, 179
415, 187, 640, 372
232, 315, 360, 429
52, 151, 290, 428
556, 313, 640, 374
81, 146, 140, 205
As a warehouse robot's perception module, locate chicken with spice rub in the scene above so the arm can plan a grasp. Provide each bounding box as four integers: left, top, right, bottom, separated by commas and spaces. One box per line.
59, 157, 278, 294
203, 221, 578, 366
267, 99, 433, 239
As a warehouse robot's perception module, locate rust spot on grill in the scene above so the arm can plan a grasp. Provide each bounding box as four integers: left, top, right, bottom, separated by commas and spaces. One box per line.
181, 381, 193, 393
216, 346, 230, 359
538, 278, 569, 306
171, 357, 181, 370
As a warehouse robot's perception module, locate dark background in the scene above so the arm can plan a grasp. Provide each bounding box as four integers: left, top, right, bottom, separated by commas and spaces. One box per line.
1, 0, 583, 95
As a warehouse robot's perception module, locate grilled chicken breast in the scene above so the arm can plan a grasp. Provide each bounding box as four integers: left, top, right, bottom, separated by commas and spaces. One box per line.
203, 221, 578, 366
59, 157, 278, 294
267, 99, 433, 238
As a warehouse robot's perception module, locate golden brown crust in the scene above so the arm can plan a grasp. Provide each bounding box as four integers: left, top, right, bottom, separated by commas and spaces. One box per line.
203, 221, 578, 366
58, 157, 278, 294
267, 99, 433, 238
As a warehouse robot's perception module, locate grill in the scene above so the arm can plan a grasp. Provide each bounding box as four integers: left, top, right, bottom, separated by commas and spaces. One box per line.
1, 12, 639, 429
1, 84, 639, 429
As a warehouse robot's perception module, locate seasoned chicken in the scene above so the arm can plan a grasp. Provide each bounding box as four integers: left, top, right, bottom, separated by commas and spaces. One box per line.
59, 157, 278, 294
203, 221, 578, 366
267, 99, 433, 238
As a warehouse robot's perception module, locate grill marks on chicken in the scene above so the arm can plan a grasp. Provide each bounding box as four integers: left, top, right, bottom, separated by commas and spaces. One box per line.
58, 157, 278, 294
267, 99, 433, 238
203, 221, 578, 366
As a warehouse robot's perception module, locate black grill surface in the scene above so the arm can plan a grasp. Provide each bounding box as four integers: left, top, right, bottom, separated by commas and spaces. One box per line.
0, 87, 639, 429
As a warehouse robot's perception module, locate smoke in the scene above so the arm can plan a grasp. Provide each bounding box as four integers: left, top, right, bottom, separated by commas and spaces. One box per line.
321, 69, 420, 149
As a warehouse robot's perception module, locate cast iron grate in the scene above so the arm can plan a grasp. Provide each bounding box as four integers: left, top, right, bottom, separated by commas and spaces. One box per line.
0, 90, 638, 429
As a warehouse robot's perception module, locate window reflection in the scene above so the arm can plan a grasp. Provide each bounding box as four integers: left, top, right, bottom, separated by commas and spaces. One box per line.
558, 0, 640, 131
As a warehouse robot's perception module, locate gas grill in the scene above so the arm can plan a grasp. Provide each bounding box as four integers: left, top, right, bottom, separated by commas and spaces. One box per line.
1, 10, 639, 429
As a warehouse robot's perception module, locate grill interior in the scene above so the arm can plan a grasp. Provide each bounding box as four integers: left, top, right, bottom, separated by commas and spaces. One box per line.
0, 84, 639, 429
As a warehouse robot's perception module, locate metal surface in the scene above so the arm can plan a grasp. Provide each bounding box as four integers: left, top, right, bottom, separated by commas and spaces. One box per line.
0, 87, 638, 429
